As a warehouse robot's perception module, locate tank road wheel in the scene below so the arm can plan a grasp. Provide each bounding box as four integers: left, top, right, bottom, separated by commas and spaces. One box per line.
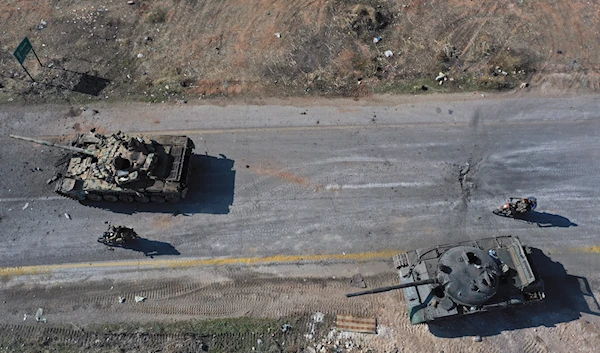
119, 194, 135, 203
150, 195, 166, 203
103, 194, 118, 202
135, 194, 150, 203
166, 195, 181, 203
87, 194, 103, 202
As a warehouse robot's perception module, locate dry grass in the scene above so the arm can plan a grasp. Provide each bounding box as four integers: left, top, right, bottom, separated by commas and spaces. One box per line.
1, 0, 599, 103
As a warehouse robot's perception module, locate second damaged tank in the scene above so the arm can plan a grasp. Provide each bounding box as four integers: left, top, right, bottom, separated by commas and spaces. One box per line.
10, 132, 195, 203
347, 236, 545, 324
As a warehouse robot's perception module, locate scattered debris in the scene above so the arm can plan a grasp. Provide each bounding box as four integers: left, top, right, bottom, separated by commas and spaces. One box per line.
312, 312, 325, 323
118, 296, 125, 303
435, 72, 449, 85
281, 323, 292, 332
22, 203, 29, 210
35, 308, 47, 323
40, 20, 47, 26
134, 296, 146, 303
64, 213, 71, 220
350, 274, 366, 288
384, 50, 393, 57
373, 37, 381, 43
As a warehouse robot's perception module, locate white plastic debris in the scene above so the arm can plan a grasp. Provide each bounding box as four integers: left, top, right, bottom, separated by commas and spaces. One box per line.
134, 296, 146, 303
435, 72, 446, 81
127, 1, 136, 4
64, 213, 71, 220
22, 203, 29, 210
41, 20, 47, 26
35, 308, 47, 323
312, 312, 325, 323
384, 50, 393, 57
23, 314, 27, 321
373, 37, 381, 43
275, 32, 281, 38
118, 296, 125, 303
137, 53, 143, 58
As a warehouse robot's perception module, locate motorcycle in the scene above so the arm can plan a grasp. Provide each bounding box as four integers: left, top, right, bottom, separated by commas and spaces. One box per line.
493, 196, 537, 217
97, 225, 139, 246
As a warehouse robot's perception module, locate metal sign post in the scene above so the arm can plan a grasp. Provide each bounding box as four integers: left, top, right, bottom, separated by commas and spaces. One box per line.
13, 37, 43, 82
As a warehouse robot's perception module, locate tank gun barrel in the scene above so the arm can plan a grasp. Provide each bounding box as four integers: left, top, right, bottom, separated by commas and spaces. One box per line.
346, 278, 438, 298
10, 134, 97, 157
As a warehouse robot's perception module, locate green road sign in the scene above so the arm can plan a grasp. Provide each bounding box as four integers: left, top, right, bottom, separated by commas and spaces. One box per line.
14, 37, 33, 65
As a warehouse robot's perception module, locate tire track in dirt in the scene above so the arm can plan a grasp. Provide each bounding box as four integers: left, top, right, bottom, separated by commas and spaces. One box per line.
8, 274, 397, 323
100, 276, 383, 318
521, 333, 550, 353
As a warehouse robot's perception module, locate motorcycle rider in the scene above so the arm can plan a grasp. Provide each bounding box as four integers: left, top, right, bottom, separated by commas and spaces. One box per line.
496, 196, 537, 216
101, 225, 137, 245
509, 196, 537, 213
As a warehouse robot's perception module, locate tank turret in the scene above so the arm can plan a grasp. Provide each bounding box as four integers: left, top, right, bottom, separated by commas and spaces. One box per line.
347, 236, 545, 324
10, 131, 195, 203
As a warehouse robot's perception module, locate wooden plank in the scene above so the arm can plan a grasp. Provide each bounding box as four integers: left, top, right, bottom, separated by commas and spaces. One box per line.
336, 314, 377, 334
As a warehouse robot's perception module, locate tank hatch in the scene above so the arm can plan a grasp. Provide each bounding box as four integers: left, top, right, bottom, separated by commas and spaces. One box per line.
438, 246, 500, 306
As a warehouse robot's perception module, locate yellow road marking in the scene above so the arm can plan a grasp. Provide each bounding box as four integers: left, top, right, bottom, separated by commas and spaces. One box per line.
571, 246, 600, 254
0, 249, 401, 276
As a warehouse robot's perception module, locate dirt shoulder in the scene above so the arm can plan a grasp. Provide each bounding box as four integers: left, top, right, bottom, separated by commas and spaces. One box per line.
1, 0, 599, 104
1, 262, 599, 353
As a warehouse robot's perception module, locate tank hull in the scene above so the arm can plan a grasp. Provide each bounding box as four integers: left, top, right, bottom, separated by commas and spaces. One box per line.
14, 132, 195, 203
393, 235, 545, 324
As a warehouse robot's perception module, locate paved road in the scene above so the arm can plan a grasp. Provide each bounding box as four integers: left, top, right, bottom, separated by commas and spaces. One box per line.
0, 95, 598, 285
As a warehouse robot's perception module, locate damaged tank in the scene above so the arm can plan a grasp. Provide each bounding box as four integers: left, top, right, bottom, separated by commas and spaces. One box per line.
10, 132, 195, 203
347, 235, 545, 324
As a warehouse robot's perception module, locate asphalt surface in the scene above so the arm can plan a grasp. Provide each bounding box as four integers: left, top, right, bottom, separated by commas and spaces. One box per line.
0, 95, 598, 288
